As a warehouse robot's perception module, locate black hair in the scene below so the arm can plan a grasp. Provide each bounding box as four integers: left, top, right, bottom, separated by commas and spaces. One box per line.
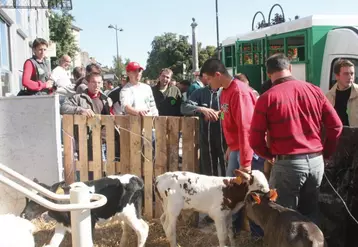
32, 38, 48, 49
85, 63, 101, 74
179, 80, 191, 87
200, 58, 230, 77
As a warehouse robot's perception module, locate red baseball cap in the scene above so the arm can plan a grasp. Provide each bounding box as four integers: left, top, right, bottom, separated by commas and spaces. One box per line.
126, 62, 144, 72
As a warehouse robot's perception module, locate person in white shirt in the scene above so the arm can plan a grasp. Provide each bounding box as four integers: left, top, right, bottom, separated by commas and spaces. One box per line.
51, 55, 72, 88
120, 62, 159, 116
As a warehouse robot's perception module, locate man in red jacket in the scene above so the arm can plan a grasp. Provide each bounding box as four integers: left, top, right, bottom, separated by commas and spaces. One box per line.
250, 53, 343, 224
200, 58, 257, 175
200, 58, 261, 236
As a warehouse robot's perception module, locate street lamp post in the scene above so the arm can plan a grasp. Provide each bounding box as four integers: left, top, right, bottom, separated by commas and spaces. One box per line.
108, 24, 123, 70
215, 0, 220, 60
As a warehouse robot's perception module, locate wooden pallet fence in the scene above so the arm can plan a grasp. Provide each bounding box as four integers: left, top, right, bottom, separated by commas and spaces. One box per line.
62, 115, 199, 219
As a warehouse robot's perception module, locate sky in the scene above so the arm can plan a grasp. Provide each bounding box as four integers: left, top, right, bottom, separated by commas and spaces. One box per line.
71, 0, 358, 69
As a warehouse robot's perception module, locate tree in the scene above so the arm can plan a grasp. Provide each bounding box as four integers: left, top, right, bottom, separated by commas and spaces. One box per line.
110, 56, 130, 79
199, 45, 217, 67
257, 14, 299, 29
144, 33, 217, 80
49, 11, 79, 67
271, 13, 285, 25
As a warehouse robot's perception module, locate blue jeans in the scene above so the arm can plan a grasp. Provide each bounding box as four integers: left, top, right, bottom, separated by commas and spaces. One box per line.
227, 150, 265, 237
269, 155, 324, 225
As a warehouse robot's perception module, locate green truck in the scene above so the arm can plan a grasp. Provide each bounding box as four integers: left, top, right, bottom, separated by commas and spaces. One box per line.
221, 15, 358, 94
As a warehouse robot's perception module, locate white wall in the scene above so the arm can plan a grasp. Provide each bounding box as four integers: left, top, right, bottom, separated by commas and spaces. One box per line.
0, 95, 63, 215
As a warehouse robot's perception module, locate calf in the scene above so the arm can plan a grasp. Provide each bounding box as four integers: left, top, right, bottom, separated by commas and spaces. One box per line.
245, 190, 326, 247
155, 169, 269, 247
21, 175, 149, 247
0, 214, 36, 247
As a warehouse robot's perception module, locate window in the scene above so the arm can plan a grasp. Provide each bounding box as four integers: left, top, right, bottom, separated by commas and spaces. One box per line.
329, 58, 358, 89
15, 0, 22, 26
287, 35, 305, 62
224, 45, 234, 67
242, 43, 252, 65
268, 38, 284, 57
0, 17, 11, 96
0, 19, 10, 70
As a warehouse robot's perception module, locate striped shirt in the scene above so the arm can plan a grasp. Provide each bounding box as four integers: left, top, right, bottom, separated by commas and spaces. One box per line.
249, 77, 343, 160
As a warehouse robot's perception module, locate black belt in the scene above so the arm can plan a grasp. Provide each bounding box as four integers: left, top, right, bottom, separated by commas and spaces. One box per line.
276, 152, 322, 161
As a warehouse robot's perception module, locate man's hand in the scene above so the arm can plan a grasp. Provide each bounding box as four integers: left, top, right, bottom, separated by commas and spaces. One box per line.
225, 147, 231, 161
45, 80, 54, 89
199, 107, 219, 122
137, 110, 149, 116
239, 166, 251, 173
80, 108, 95, 117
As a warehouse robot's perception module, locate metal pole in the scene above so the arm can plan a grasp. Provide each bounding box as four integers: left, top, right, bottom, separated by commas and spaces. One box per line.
70, 186, 93, 247
115, 25, 120, 67
215, 0, 220, 60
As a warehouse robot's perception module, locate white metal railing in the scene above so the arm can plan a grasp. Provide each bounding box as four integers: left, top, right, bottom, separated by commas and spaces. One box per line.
0, 163, 108, 247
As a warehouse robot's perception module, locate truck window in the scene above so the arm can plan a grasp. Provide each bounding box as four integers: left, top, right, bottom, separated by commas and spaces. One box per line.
268, 38, 284, 57
330, 58, 358, 89
287, 35, 305, 62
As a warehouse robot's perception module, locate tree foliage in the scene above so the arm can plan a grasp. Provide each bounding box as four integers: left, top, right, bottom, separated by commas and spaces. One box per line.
144, 33, 217, 81
49, 11, 79, 67
256, 14, 299, 29
110, 56, 130, 79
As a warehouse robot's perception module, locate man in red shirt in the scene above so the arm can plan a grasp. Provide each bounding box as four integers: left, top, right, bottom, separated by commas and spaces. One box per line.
200, 58, 262, 236
250, 53, 343, 223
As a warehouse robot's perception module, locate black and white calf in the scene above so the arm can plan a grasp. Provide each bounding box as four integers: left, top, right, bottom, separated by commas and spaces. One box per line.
21, 175, 149, 247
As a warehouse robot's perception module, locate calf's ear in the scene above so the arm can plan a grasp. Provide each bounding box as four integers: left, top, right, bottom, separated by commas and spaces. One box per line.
234, 170, 251, 182
251, 192, 261, 204
269, 189, 278, 202
33, 178, 39, 183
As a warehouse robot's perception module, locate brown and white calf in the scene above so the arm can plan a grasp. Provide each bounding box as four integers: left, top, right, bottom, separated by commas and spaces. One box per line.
245, 190, 326, 247
21, 175, 149, 247
155, 170, 270, 247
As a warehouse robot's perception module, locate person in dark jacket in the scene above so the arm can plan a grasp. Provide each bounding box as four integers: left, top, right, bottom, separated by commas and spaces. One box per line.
181, 75, 227, 177
18, 38, 54, 96
152, 68, 182, 116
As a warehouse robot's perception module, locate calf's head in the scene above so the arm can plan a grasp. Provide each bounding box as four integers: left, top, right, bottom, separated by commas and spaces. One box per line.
21, 178, 68, 220
234, 169, 270, 193
244, 189, 278, 224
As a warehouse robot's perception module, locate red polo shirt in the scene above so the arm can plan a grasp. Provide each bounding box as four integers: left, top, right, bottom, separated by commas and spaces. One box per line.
249, 77, 343, 160
220, 79, 257, 168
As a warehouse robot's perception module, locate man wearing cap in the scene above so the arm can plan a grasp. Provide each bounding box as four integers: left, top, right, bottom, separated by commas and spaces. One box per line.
120, 62, 158, 116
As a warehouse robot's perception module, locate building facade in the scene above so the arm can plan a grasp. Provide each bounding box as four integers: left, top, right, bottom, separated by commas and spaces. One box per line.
0, 6, 52, 96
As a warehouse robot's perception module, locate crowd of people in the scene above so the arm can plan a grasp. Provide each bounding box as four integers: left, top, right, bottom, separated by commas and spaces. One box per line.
19, 37, 358, 239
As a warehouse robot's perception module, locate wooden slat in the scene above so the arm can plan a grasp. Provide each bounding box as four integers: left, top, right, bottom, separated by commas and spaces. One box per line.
180, 117, 199, 226
181, 117, 197, 172
88, 115, 102, 180
130, 116, 142, 177
168, 117, 180, 171
154, 116, 168, 218
194, 117, 200, 173
116, 115, 130, 174
103, 115, 115, 175
75, 115, 88, 181
62, 115, 75, 184
143, 116, 153, 219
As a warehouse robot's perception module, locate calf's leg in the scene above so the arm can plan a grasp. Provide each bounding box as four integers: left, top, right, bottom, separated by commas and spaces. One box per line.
119, 221, 130, 247
46, 224, 68, 247
122, 204, 149, 247
213, 216, 229, 247
164, 197, 183, 247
